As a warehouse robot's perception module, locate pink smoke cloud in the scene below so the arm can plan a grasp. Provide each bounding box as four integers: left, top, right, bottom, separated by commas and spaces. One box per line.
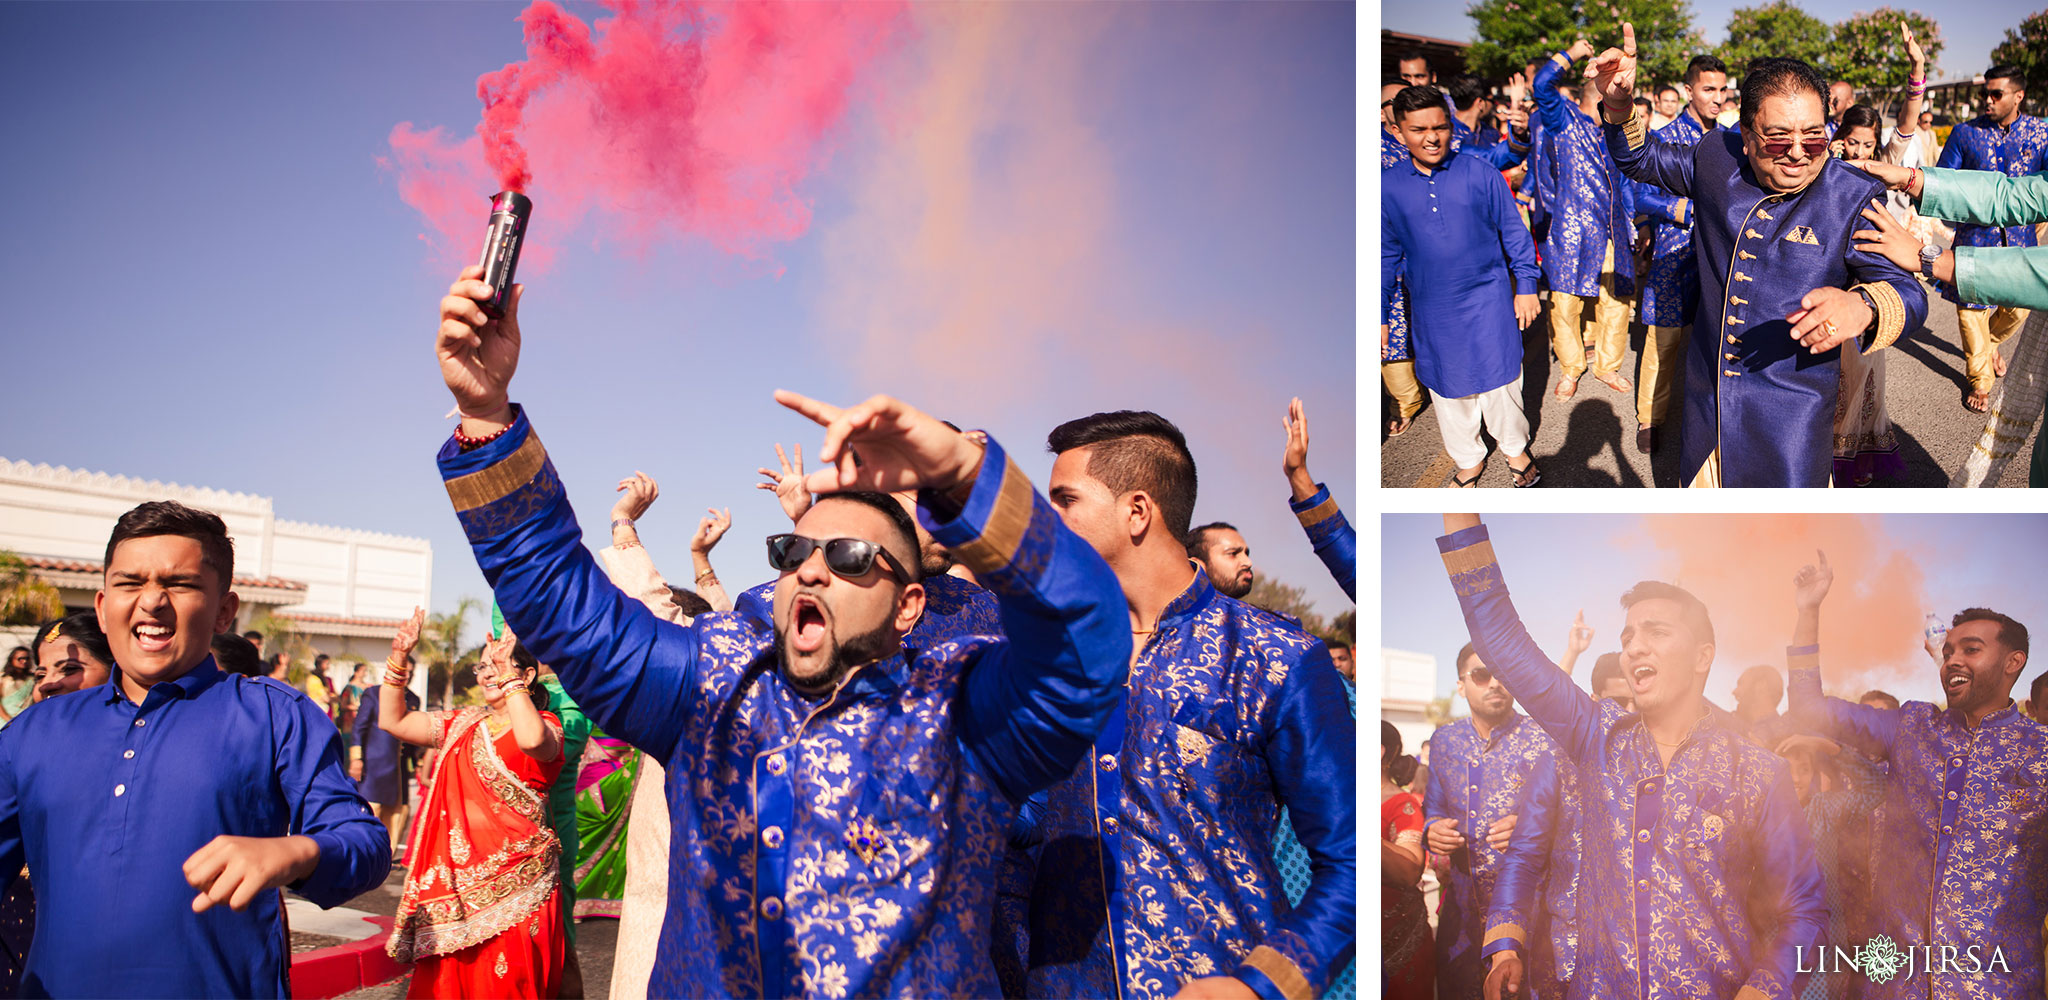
385, 0, 908, 269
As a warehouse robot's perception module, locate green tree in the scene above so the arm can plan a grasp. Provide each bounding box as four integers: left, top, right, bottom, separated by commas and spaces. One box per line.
419, 597, 485, 710
1720, 2, 1834, 79
245, 610, 315, 682
1464, 0, 1703, 90
1243, 577, 1326, 637
0, 552, 65, 627
1991, 9, 2048, 115
1832, 9, 1944, 103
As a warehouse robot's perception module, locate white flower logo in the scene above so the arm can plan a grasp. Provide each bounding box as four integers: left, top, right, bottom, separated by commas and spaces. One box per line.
1861, 935, 1907, 984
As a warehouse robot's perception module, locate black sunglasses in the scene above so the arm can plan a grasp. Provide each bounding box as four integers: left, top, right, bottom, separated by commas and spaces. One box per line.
1983, 89, 2009, 100
1463, 666, 1496, 686
766, 534, 911, 584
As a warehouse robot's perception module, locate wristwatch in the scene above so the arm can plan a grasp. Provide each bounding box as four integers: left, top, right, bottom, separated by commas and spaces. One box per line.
1920, 244, 1942, 279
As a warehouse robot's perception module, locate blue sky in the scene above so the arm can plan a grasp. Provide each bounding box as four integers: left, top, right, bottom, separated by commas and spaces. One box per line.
0, 2, 1356, 624
1384, 514, 2048, 711
1382, 0, 2040, 83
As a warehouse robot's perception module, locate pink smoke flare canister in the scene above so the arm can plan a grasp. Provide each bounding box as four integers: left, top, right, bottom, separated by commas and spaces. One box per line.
477, 191, 531, 317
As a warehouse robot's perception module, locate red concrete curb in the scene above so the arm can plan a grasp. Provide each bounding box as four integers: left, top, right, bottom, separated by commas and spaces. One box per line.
289, 914, 410, 999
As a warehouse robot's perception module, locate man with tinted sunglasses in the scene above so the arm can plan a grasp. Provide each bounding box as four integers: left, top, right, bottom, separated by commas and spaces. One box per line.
1421, 644, 1559, 999
1935, 64, 2048, 412
1591, 25, 1927, 486
428, 265, 1132, 998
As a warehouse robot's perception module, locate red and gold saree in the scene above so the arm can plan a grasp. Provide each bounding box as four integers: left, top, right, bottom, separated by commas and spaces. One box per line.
387, 707, 565, 999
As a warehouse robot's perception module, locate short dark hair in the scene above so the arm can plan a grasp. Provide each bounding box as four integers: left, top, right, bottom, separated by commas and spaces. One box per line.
1391, 85, 1451, 124
1985, 65, 2027, 90
313, 653, 329, 668
1634, 96, 1653, 109
668, 588, 716, 618
104, 500, 235, 592
1620, 580, 1716, 646
1447, 74, 1487, 111
1591, 651, 1624, 691
1327, 637, 1352, 653
243, 630, 263, 642
2029, 671, 2048, 706
1952, 608, 2030, 655
1047, 411, 1199, 540
1840, 103, 1883, 137
811, 491, 922, 583
1396, 49, 1429, 70
1455, 642, 1480, 677
1859, 689, 1901, 710
1184, 522, 1239, 559
1657, 85, 1681, 99
1685, 55, 1728, 86
1739, 58, 1827, 129
212, 633, 265, 677
33, 613, 114, 672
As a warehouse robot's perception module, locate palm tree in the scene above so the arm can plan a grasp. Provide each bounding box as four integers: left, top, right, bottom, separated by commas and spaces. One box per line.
0, 551, 66, 626
420, 597, 484, 710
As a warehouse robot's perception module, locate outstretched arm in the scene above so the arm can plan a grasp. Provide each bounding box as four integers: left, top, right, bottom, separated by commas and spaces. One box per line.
1282, 398, 1355, 600
376, 608, 439, 748
687, 508, 735, 613
1783, 550, 1903, 761
1438, 515, 1605, 760
1592, 24, 1696, 197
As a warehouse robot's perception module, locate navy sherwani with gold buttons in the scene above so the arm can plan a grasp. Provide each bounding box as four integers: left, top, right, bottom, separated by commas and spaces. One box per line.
1605, 110, 1925, 486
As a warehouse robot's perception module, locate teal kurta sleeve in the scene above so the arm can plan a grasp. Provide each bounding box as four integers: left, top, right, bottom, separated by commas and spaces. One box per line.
1919, 166, 2048, 228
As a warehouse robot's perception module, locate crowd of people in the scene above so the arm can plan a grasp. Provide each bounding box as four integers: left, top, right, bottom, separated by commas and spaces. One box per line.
1383, 514, 2046, 999
1383, 24, 2048, 487
0, 263, 1359, 999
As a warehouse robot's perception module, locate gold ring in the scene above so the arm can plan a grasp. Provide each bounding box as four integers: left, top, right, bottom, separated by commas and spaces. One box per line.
1823, 321, 1838, 338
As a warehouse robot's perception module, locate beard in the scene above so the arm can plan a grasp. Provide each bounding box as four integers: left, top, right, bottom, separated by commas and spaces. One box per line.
778, 618, 902, 696
1214, 568, 1254, 599
920, 541, 955, 578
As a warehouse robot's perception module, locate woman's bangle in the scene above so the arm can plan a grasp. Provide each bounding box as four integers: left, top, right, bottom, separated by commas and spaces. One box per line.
695, 570, 718, 584
501, 681, 528, 695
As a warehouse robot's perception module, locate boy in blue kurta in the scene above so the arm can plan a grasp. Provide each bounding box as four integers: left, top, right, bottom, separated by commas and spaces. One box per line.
1382, 85, 1543, 487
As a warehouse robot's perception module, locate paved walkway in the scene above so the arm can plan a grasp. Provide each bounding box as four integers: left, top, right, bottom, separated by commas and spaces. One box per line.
1379, 278, 2040, 488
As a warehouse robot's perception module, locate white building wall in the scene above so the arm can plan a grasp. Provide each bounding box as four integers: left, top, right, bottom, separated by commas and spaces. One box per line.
1381, 646, 1440, 754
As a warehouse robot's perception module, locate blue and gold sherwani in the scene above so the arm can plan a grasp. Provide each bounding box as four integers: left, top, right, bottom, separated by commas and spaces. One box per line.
1439, 524, 1826, 999
1532, 52, 1635, 299
1422, 712, 1559, 999
1634, 109, 1711, 328
1383, 126, 1413, 365
1934, 113, 2048, 308
1288, 483, 1353, 601
1605, 109, 1926, 486
1786, 650, 2048, 1000
1005, 569, 1356, 1000
1452, 114, 1527, 171
1483, 741, 1583, 1000
438, 408, 1131, 999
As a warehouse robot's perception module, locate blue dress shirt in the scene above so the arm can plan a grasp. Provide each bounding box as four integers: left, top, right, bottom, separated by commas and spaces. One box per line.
0, 657, 389, 998
1532, 51, 1636, 298
1383, 125, 1414, 366
1383, 150, 1540, 399
1439, 525, 1827, 999
1452, 115, 1527, 170
1288, 483, 1353, 601
1935, 113, 2048, 308
438, 407, 1130, 999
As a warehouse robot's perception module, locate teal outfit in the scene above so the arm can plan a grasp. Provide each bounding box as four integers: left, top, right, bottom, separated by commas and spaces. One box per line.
1918, 166, 2048, 487
540, 675, 591, 945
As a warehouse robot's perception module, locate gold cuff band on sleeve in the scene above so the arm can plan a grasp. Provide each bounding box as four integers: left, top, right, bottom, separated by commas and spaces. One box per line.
1855, 281, 1907, 351
1242, 945, 1313, 1000
445, 432, 549, 513
1440, 540, 1499, 578
1484, 923, 1527, 947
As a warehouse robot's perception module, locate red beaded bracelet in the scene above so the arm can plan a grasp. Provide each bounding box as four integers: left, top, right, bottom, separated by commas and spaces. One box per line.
454, 422, 512, 451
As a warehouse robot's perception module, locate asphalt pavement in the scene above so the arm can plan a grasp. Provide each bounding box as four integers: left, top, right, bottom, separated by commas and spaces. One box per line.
1379, 277, 2041, 488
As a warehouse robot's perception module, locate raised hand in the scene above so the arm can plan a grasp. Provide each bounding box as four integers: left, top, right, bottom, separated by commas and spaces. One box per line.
773, 391, 985, 496
1793, 549, 1834, 611
1506, 70, 1528, 105
391, 607, 427, 659
1566, 38, 1596, 63
1566, 609, 1594, 658
1587, 23, 1638, 113
756, 443, 814, 523
1903, 20, 1925, 69
612, 472, 659, 524
1282, 397, 1313, 496
436, 265, 521, 425
691, 508, 732, 555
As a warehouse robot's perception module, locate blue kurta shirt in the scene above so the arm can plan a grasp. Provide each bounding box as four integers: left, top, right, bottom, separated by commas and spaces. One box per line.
1786, 653, 2048, 1000
1423, 712, 1559, 1000
1484, 745, 1583, 998
1634, 109, 1711, 327
1288, 483, 1353, 601
438, 408, 1130, 999
1935, 113, 2048, 308
1383, 125, 1414, 365
1533, 52, 1636, 298
1605, 111, 1928, 486
1383, 150, 1541, 399
1439, 525, 1827, 1000
0, 657, 390, 998
1007, 570, 1356, 1000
